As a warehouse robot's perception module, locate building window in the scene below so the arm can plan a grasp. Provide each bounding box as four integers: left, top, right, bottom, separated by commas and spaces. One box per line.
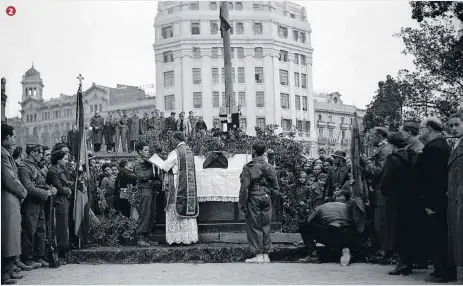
279, 70, 289, 86
294, 72, 300, 87
253, 3, 263, 10
220, 47, 224, 58
230, 47, 235, 59
239, 117, 246, 130
318, 114, 322, 121
164, 71, 174, 87
280, 93, 290, 109
300, 55, 307, 65
302, 96, 308, 111
221, 68, 225, 83
193, 68, 202, 84
163, 51, 173, 63
238, 67, 245, 83
164, 95, 175, 111
232, 68, 236, 83
342, 130, 346, 139
193, 47, 201, 59
229, 2, 233, 10
255, 67, 264, 83
230, 24, 234, 35
278, 25, 288, 38
295, 95, 301, 110
99, 104, 102, 112
256, 92, 265, 108
301, 74, 307, 88
282, 119, 292, 131
189, 1, 199, 10
329, 130, 333, 138
301, 32, 306, 43
290, 13, 295, 18
212, 91, 220, 108
294, 54, 299, 65
212, 68, 219, 84
235, 2, 243, 10
161, 25, 173, 39
253, 22, 263, 35
210, 21, 219, 35
90, 105, 94, 113
319, 128, 324, 138
236, 22, 244, 34
167, 8, 173, 14
293, 30, 299, 41
257, 117, 266, 129
210, 2, 217, 10
193, 92, 202, 108
255, 47, 263, 59
212, 47, 218, 59
94, 105, 97, 113
191, 22, 200, 35
279, 50, 288, 62
341, 117, 345, 123
239, 92, 246, 107
328, 115, 333, 122
237, 47, 244, 59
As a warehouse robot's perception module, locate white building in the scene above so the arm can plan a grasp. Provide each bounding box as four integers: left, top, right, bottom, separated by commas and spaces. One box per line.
154, 1, 316, 148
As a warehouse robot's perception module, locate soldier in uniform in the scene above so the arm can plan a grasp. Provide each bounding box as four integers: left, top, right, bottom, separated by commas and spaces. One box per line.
133, 141, 160, 247
120, 110, 130, 153
18, 144, 57, 268
239, 141, 280, 263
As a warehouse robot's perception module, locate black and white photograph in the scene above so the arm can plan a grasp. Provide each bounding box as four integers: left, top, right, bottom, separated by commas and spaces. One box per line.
1, 0, 462, 284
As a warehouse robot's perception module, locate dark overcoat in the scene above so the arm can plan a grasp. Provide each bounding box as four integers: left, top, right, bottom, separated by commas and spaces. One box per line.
90, 115, 104, 144
103, 121, 114, 145
1, 146, 28, 257
448, 138, 463, 266
128, 116, 140, 141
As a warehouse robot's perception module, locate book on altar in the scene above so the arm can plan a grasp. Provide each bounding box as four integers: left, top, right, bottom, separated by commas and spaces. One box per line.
149, 153, 165, 168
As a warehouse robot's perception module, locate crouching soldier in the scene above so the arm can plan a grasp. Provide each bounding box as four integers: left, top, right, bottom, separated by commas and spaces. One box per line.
18, 144, 57, 268
239, 141, 280, 263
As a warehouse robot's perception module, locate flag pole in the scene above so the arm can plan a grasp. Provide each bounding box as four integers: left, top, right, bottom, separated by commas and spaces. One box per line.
220, 1, 233, 131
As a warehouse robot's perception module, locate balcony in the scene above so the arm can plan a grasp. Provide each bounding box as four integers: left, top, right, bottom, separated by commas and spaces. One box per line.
317, 120, 326, 128
318, 137, 328, 144
341, 123, 349, 130
327, 122, 336, 129
328, 137, 338, 145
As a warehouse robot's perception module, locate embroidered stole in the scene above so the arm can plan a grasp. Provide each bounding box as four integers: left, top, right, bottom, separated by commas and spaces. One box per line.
165, 145, 199, 218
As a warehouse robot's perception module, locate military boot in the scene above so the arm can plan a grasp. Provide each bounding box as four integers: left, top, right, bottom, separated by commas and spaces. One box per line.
137, 236, 151, 247
23, 260, 42, 269
14, 260, 33, 271
35, 257, 50, 268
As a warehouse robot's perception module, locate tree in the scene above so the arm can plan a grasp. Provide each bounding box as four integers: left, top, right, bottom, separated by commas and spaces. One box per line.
410, 1, 463, 24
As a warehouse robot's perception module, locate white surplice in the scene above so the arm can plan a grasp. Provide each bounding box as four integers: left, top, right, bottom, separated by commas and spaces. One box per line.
158, 142, 198, 245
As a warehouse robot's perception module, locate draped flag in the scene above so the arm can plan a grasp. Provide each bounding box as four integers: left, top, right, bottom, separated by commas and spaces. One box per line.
219, 4, 231, 39
74, 77, 90, 244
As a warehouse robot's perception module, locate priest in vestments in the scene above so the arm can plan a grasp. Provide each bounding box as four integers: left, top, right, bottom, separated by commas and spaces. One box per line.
158, 131, 199, 245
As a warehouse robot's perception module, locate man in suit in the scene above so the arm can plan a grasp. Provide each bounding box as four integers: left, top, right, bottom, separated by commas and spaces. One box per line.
445, 113, 463, 282
326, 150, 349, 199
67, 124, 79, 158
175, 112, 191, 136
164, 112, 177, 134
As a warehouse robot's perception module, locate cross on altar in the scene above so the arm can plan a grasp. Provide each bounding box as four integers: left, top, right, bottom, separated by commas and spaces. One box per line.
77, 74, 84, 85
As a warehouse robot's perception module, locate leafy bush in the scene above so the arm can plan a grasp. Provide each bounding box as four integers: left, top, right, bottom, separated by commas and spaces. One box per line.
87, 209, 138, 247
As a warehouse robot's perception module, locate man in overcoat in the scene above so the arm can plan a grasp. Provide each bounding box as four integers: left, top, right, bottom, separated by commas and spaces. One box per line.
361, 127, 393, 255
114, 110, 122, 152
90, 111, 104, 152
128, 110, 140, 153
419, 117, 454, 282
120, 110, 129, 153
446, 113, 463, 282
400, 121, 424, 153
67, 124, 79, 158
1, 124, 28, 283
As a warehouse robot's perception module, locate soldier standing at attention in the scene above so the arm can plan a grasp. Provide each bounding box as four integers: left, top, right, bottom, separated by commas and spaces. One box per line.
239, 141, 280, 263
18, 144, 57, 268
133, 142, 159, 247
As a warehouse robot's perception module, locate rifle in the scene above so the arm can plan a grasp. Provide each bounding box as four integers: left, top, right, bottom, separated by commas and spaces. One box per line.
46, 197, 60, 268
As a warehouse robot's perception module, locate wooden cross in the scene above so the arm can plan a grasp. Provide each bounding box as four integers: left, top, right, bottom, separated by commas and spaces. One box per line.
77, 74, 84, 85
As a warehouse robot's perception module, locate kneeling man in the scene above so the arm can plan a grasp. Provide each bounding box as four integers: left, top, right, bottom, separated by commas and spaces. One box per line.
298, 190, 355, 266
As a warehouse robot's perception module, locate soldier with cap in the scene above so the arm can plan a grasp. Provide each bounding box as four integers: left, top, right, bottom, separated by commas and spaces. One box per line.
133, 141, 160, 247
18, 144, 57, 268
326, 150, 349, 200
361, 127, 393, 257
239, 141, 280, 263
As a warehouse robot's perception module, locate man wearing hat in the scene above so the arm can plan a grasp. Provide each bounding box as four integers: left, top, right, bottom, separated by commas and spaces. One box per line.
400, 121, 424, 153
326, 150, 349, 200
18, 144, 57, 268
361, 127, 393, 255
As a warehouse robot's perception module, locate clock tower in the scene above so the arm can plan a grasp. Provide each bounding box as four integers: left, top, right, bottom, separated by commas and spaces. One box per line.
21, 64, 44, 102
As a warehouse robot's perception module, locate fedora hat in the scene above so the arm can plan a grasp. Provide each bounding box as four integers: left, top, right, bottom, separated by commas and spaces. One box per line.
332, 150, 347, 160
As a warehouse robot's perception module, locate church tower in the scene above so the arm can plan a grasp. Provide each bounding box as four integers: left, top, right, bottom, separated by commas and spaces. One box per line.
21, 64, 44, 101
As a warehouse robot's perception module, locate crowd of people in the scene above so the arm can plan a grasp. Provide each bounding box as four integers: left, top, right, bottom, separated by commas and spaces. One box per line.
268, 115, 461, 283
2, 118, 200, 284
2, 111, 463, 283
75, 109, 217, 154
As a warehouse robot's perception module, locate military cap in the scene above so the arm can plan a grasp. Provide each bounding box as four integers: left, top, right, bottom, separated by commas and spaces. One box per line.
332, 150, 347, 160
373, 127, 389, 138
402, 121, 420, 135
26, 143, 42, 153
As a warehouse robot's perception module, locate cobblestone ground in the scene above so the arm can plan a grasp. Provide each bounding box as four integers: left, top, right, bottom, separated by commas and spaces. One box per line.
17, 263, 462, 285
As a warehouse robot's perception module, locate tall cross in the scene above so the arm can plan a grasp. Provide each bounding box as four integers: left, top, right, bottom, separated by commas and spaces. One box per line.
77, 74, 84, 85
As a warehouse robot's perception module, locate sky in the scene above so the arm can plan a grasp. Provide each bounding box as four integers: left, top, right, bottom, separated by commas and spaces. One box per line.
0, 0, 418, 119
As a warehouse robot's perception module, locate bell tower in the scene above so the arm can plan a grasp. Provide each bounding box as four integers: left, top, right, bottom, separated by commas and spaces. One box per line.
21, 64, 44, 102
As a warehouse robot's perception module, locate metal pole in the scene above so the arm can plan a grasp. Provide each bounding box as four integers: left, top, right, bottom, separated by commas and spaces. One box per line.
221, 1, 233, 131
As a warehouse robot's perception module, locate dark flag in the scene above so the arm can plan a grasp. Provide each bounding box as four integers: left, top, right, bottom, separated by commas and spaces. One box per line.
219, 5, 231, 38
73, 78, 90, 244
